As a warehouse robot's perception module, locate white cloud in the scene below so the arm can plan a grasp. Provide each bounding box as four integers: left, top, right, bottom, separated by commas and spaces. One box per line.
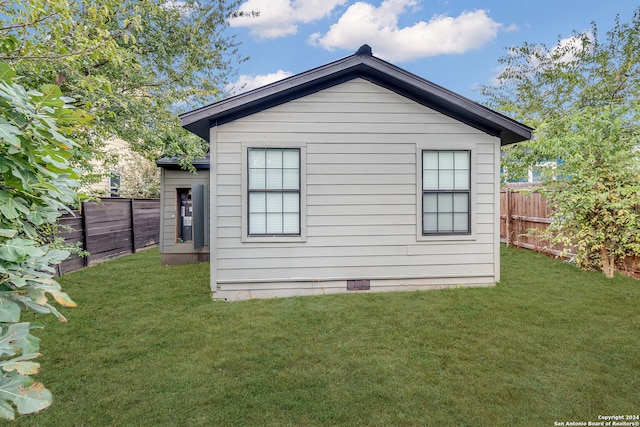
161, 1, 197, 16
229, 0, 347, 39
309, 0, 506, 62
515, 32, 592, 69
548, 32, 592, 63
225, 70, 294, 96
503, 23, 518, 33
488, 32, 593, 87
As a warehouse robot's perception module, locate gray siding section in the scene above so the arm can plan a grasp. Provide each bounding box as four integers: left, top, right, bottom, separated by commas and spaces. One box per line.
212, 78, 498, 291
160, 169, 210, 255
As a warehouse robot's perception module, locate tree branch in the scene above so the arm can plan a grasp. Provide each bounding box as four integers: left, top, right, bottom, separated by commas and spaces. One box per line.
0, 3, 69, 33
118, 82, 167, 94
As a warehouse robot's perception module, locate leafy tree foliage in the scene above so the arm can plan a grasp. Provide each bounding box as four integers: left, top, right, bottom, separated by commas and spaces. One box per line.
0, 0, 244, 170
118, 152, 161, 198
0, 0, 243, 417
0, 62, 88, 419
481, 9, 640, 277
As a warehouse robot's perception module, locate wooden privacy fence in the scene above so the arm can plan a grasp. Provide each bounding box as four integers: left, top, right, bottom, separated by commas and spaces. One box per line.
57, 198, 160, 275
500, 185, 639, 278
499, 184, 563, 256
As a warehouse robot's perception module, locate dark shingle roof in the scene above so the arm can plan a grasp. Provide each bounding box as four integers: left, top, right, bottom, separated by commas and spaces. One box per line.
180, 45, 532, 146
155, 152, 210, 170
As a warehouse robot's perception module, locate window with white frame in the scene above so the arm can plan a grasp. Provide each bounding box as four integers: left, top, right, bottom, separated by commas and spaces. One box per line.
422, 150, 470, 235
248, 148, 300, 236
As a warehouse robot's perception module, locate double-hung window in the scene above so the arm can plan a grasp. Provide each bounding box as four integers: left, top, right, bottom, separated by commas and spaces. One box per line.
422, 150, 470, 235
248, 148, 300, 236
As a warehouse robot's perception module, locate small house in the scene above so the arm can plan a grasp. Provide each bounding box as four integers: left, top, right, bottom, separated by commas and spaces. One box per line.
157, 45, 532, 300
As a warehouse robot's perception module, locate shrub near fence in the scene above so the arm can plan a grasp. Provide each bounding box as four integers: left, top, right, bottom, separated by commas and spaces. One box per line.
57, 198, 160, 275
500, 185, 639, 278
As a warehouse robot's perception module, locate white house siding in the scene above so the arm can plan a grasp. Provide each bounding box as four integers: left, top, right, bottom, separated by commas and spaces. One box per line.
159, 168, 210, 264
211, 78, 499, 299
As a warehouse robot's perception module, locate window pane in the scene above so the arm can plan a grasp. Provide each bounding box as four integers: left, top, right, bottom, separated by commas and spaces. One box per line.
282, 149, 299, 168
282, 169, 299, 189
266, 149, 283, 169
249, 192, 266, 213
283, 193, 299, 213
455, 169, 469, 190
439, 169, 454, 190
248, 148, 302, 236
423, 169, 439, 190
454, 151, 469, 169
250, 213, 266, 234
423, 193, 437, 213
424, 213, 438, 233
266, 213, 283, 234
266, 169, 283, 189
438, 193, 453, 212
454, 213, 469, 233
283, 213, 299, 233
249, 168, 265, 189
439, 151, 454, 169
453, 193, 468, 212
421, 150, 470, 235
423, 151, 439, 170
249, 148, 265, 168
438, 213, 453, 232
266, 193, 283, 213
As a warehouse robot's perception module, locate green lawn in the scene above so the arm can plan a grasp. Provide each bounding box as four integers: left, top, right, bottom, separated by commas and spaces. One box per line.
4, 246, 639, 426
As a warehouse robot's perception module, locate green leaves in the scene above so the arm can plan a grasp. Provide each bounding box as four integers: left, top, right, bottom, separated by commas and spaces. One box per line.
0, 119, 21, 147
484, 8, 640, 277
0, 323, 38, 358
0, 353, 42, 376
0, 63, 16, 80
0, 239, 44, 263
37, 85, 65, 108
0, 300, 21, 323
0, 192, 30, 221
0, 62, 83, 419
2, 0, 244, 172
0, 372, 51, 419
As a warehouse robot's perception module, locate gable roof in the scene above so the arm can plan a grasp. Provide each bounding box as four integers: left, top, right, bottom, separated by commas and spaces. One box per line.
180, 45, 532, 146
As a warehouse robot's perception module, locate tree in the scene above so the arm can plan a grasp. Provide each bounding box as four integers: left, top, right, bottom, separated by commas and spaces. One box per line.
0, 1, 243, 417
481, 9, 640, 277
118, 152, 161, 198
0, 62, 89, 419
0, 0, 244, 172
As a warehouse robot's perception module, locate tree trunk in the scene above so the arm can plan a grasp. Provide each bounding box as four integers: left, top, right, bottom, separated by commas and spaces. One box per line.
601, 247, 616, 278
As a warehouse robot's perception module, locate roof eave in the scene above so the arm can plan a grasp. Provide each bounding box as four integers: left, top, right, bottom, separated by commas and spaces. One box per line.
180, 50, 533, 145
180, 55, 367, 142
155, 157, 211, 170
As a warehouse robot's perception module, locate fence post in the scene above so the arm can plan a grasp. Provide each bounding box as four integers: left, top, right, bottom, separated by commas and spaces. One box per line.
80, 201, 89, 267
130, 198, 137, 253
505, 188, 511, 246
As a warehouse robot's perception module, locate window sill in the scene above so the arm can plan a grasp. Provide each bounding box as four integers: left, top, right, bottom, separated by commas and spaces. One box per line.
242, 235, 307, 243
416, 233, 476, 242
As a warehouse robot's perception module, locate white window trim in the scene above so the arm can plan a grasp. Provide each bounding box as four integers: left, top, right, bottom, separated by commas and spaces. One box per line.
415, 142, 477, 242
241, 142, 307, 243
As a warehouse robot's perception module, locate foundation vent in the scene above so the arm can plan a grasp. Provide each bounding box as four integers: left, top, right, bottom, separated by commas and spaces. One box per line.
347, 279, 370, 291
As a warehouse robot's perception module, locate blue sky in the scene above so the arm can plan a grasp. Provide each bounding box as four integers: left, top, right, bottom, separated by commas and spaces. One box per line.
224, 0, 638, 102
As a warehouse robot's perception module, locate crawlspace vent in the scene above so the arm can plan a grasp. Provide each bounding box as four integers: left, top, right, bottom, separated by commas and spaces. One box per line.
347, 279, 370, 291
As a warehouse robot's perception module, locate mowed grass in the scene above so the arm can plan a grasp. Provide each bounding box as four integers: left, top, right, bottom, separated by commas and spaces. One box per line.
4, 245, 639, 426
